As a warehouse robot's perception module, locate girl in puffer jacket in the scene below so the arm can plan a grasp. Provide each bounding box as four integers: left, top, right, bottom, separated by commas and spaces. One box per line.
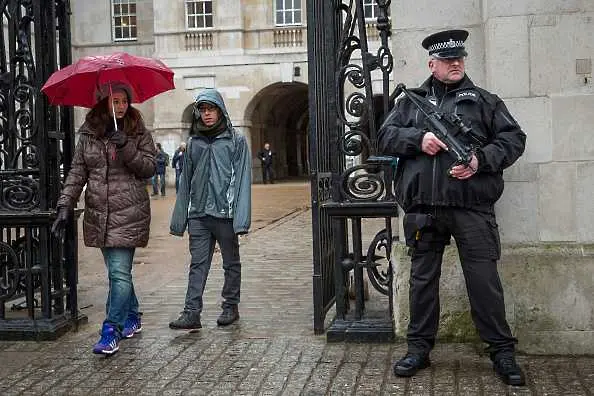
52, 83, 157, 355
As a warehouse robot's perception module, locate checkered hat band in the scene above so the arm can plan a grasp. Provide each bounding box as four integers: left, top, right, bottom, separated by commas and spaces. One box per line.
428, 40, 465, 53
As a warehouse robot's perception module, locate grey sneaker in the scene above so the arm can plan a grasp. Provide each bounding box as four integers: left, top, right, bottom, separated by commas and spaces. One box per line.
216, 305, 239, 326
169, 311, 202, 330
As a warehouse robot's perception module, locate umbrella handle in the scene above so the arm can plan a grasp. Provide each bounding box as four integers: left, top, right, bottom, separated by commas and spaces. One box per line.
110, 83, 118, 132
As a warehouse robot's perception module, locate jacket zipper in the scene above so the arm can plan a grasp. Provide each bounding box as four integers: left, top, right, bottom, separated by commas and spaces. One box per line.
428, 83, 473, 207
102, 138, 110, 243
430, 87, 447, 207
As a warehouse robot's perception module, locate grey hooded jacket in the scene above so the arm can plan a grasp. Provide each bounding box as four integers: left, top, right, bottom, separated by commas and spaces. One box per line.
170, 89, 252, 236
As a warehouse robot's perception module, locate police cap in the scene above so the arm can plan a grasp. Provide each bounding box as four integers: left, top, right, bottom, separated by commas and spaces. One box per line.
422, 29, 469, 59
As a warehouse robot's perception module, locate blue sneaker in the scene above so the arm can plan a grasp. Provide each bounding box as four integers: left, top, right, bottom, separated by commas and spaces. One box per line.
122, 314, 142, 338
93, 323, 120, 355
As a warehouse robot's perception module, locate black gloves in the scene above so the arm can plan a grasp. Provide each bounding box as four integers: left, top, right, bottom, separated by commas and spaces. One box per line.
51, 207, 69, 241
109, 130, 128, 148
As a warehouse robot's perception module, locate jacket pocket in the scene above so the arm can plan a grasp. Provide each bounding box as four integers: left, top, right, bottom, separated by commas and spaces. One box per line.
469, 173, 504, 205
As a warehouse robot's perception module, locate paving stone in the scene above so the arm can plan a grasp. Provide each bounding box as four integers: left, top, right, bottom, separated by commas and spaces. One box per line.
0, 182, 593, 395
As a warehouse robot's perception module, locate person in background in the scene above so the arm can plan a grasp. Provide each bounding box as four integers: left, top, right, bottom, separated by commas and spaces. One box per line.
169, 88, 251, 330
152, 142, 169, 196
257, 142, 274, 184
171, 142, 186, 194
51, 82, 156, 355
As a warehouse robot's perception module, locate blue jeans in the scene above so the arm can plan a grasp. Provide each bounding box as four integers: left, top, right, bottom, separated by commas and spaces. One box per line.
152, 172, 166, 195
101, 247, 139, 333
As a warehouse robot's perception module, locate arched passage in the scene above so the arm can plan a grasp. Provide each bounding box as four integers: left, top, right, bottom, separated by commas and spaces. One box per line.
245, 82, 309, 183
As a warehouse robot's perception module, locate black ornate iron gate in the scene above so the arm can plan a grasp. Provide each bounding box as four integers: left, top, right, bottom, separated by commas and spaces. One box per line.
309, 0, 399, 340
0, 0, 86, 340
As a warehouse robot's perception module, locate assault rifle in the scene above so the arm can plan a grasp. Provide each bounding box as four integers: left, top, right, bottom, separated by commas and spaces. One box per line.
390, 83, 483, 167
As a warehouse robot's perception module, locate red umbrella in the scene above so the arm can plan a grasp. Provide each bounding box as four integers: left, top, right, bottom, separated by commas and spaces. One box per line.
41, 52, 175, 108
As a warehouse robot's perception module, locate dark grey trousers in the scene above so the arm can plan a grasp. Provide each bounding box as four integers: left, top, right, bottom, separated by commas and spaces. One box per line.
184, 216, 241, 313
405, 206, 517, 358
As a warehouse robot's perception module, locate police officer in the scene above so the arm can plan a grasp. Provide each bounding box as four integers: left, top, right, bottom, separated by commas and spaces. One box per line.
378, 29, 527, 386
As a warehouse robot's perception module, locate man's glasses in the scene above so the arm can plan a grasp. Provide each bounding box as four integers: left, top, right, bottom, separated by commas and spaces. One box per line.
197, 104, 218, 114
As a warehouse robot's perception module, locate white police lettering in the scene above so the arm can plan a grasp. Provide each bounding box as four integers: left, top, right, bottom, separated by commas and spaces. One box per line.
457, 91, 477, 99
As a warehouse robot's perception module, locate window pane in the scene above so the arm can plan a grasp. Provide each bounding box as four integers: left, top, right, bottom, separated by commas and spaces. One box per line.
205, 15, 213, 27
205, 1, 212, 13
114, 4, 121, 14
276, 10, 283, 25
121, 4, 128, 14
276, 0, 282, 10
197, 15, 204, 28
115, 16, 121, 26
188, 17, 195, 28
130, 15, 136, 25
130, 3, 136, 13
115, 27, 122, 39
294, 10, 301, 24
131, 26, 137, 38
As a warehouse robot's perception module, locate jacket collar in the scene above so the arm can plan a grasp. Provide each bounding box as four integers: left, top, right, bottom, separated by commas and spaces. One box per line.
192, 127, 233, 140
417, 74, 476, 96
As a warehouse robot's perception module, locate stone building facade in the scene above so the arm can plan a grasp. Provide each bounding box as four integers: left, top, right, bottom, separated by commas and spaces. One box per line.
69, 0, 594, 353
70, 0, 385, 182
72, 0, 321, 183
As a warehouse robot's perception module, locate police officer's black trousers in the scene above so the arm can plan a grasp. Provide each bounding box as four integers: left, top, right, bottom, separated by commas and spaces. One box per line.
262, 164, 274, 184
406, 207, 517, 358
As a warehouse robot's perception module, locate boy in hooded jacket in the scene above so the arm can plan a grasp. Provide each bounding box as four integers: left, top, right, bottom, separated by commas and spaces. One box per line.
169, 88, 252, 329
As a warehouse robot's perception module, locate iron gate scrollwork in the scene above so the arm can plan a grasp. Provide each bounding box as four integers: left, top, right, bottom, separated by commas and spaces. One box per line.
309, 0, 399, 341
0, 0, 86, 340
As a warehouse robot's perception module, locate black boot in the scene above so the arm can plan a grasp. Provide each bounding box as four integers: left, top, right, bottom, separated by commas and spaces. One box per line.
169, 311, 202, 330
493, 354, 526, 386
217, 305, 239, 326
393, 353, 430, 377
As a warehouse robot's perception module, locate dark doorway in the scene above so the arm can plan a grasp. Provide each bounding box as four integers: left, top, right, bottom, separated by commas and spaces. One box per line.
245, 82, 309, 182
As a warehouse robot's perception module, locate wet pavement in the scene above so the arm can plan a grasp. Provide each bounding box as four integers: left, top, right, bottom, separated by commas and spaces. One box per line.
0, 181, 593, 395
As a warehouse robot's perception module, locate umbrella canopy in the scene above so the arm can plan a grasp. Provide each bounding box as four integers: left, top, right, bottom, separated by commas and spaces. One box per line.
41, 52, 175, 108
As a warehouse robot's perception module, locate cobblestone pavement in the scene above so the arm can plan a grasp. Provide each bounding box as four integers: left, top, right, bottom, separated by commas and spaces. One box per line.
0, 181, 593, 395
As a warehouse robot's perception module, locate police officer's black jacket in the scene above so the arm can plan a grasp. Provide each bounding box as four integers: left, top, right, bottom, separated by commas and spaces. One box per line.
378, 75, 526, 213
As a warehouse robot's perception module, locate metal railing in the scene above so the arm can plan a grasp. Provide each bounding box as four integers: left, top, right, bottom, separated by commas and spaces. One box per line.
309, 0, 397, 341
0, 0, 86, 340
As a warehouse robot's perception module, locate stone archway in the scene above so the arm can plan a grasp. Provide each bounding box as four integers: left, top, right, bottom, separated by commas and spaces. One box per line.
244, 82, 309, 183
181, 103, 194, 127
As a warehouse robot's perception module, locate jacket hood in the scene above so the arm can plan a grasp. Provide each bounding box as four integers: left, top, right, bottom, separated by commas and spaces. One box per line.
194, 89, 233, 130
